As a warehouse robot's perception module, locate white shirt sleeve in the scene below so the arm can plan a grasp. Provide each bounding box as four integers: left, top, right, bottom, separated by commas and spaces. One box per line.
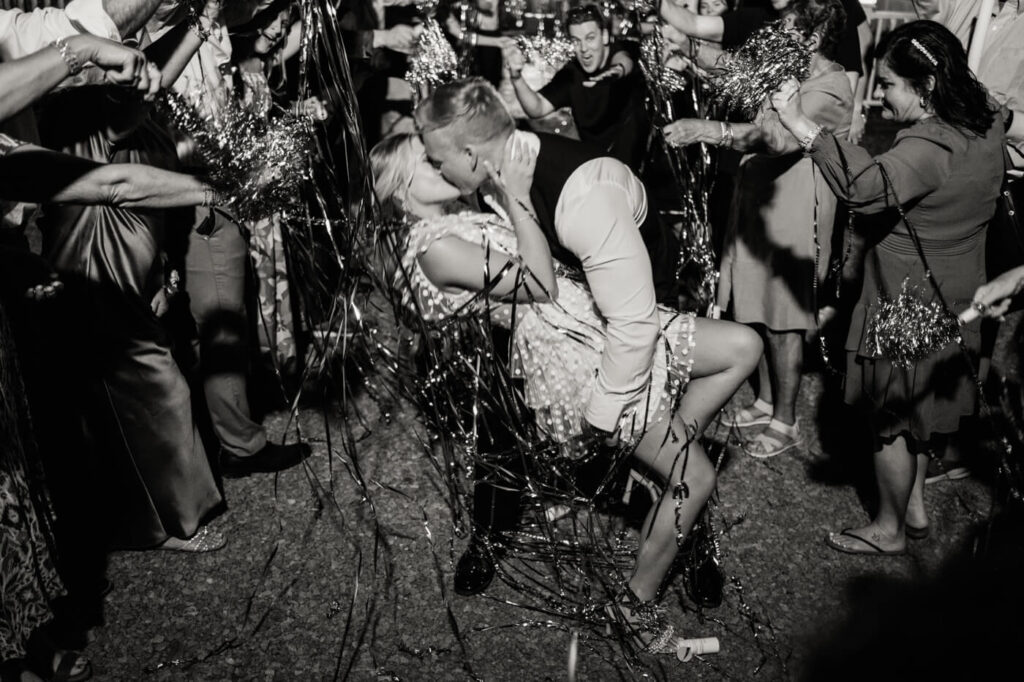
0, 8, 79, 61
64, 0, 121, 41
555, 158, 661, 432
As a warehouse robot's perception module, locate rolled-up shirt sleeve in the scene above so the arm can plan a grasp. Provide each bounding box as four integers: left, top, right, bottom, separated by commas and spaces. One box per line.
555, 159, 660, 432
64, 0, 120, 41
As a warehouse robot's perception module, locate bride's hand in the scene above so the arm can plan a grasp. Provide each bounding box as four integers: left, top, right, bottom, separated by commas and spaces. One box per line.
483, 136, 537, 202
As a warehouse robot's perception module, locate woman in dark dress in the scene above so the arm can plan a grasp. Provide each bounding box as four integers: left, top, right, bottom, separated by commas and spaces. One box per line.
771, 20, 1004, 554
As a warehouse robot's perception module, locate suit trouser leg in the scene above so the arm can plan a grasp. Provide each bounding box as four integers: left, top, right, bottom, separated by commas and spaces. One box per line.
184, 209, 267, 458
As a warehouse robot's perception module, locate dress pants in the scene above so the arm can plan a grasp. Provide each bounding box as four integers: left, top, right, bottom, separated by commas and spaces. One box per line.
185, 208, 266, 458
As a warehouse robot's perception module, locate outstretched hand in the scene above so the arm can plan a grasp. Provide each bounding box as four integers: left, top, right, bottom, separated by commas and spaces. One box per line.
483, 135, 537, 202
583, 63, 625, 88
663, 118, 712, 147
961, 266, 1024, 322
67, 34, 162, 100
501, 42, 526, 77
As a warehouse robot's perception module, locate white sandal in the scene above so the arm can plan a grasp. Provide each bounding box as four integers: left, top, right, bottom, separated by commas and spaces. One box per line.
732, 398, 773, 428
744, 418, 802, 459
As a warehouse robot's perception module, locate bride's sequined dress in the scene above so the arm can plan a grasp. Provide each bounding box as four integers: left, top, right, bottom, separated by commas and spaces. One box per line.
400, 212, 697, 444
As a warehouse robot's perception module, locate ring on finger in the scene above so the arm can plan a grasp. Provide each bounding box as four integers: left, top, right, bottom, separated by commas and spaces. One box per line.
973, 300, 989, 314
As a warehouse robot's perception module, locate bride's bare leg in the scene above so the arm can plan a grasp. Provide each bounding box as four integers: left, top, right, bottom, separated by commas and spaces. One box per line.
627, 318, 761, 601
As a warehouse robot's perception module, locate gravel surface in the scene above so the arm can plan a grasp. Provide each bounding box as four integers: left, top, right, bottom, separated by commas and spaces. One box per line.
88, 351, 1019, 680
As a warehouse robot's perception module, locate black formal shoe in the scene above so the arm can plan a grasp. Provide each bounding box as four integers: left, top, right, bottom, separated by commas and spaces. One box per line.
454, 540, 500, 596
221, 441, 312, 478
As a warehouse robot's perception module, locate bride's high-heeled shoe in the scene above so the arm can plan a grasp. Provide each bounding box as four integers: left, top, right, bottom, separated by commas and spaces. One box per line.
602, 593, 680, 655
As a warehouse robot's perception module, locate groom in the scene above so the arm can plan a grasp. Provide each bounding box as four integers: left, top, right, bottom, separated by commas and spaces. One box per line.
415, 77, 673, 595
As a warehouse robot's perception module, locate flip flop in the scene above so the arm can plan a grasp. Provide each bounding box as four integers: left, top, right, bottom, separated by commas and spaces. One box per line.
825, 528, 905, 556
905, 524, 930, 540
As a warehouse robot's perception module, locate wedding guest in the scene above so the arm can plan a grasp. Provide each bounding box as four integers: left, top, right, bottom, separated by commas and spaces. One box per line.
770, 20, 1003, 554
504, 3, 650, 172
664, 0, 852, 457
33, 6, 229, 559
339, 0, 422, 145
171, 0, 311, 477
0, 27, 239, 676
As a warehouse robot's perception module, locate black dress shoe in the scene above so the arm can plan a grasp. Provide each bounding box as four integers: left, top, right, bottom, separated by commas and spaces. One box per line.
454, 540, 499, 596
221, 441, 312, 478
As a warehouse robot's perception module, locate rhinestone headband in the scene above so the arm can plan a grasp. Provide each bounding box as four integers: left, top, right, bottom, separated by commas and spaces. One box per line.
911, 38, 938, 67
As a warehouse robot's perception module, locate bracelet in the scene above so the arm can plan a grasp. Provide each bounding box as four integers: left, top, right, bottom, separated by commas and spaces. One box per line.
509, 69, 522, 80
52, 37, 82, 77
799, 123, 823, 152
717, 121, 733, 149
511, 194, 539, 224
201, 185, 221, 207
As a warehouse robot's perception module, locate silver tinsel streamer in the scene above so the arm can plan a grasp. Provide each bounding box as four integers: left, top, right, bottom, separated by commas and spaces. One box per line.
709, 21, 811, 119
161, 92, 313, 221
516, 34, 574, 73
638, 22, 719, 311
866, 277, 962, 369
406, 0, 460, 95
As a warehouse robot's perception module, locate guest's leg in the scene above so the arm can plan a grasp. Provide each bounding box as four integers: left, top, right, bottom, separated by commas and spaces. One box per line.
830, 436, 913, 553
754, 353, 772, 406
765, 329, 802, 426
185, 209, 267, 457
628, 319, 761, 600
13, 277, 108, 640
906, 452, 930, 530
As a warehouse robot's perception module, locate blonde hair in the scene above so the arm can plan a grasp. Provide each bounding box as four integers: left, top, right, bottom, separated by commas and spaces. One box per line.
370, 133, 419, 221
413, 77, 515, 145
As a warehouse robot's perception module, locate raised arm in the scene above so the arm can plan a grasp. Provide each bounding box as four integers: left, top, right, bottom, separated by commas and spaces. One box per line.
771, 78, 952, 213
0, 144, 215, 208
659, 0, 724, 43
503, 43, 556, 119
559, 167, 661, 433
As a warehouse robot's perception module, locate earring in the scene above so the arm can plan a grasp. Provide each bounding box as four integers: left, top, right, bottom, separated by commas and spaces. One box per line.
919, 96, 926, 108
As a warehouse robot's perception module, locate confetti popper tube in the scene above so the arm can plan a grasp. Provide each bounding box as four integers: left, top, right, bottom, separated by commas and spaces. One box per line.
676, 636, 720, 662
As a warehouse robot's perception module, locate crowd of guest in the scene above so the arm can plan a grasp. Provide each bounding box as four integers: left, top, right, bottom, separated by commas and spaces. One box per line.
1, 0, 1022, 677
0, 0, 326, 678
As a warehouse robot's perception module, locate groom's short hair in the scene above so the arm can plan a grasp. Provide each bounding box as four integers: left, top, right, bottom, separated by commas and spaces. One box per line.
414, 78, 515, 144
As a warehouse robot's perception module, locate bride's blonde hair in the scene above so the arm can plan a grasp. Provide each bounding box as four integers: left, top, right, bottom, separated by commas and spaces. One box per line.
370, 133, 419, 222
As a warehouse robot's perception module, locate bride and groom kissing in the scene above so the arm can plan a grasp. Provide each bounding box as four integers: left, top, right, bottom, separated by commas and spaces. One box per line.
370, 77, 760, 652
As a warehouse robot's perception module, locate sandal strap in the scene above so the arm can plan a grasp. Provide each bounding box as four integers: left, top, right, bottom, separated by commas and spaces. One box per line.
839, 529, 887, 554
765, 418, 799, 437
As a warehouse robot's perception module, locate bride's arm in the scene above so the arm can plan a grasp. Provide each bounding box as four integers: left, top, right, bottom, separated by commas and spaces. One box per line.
496, 139, 557, 299
418, 138, 557, 303
416, 233, 555, 303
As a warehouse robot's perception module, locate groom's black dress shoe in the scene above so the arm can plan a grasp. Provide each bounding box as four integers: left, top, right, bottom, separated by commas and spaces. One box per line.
221, 441, 311, 478
454, 539, 502, 596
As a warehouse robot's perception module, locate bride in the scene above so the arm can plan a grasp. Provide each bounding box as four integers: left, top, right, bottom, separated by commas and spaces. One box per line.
371, 131, 760, 652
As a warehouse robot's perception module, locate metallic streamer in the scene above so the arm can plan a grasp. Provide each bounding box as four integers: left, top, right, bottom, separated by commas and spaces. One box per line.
406, 0, 461, 96
515, 34, 574, 73
709, 21, 812, 119
637, 22, 719, 312
866, 277, 962, 369
160, 92, 314, 221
